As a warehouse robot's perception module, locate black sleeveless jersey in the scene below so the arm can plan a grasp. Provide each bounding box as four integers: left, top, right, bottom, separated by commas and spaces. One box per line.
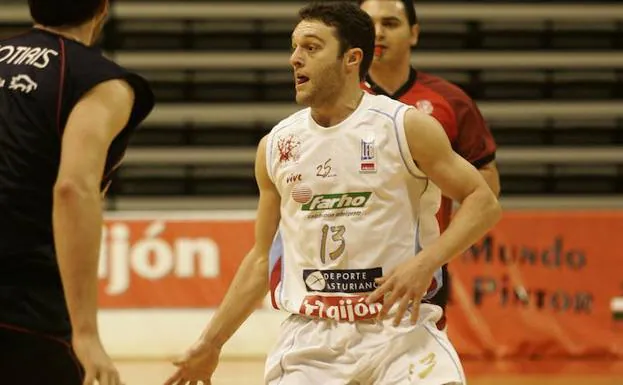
0, 28, 154, 335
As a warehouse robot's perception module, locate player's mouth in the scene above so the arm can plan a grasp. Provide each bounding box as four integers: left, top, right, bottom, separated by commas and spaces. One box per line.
374, 45, 387, 57
295, 74, 310, 88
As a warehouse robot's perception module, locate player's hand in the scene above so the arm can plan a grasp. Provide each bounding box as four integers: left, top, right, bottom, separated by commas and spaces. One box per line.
72, 334, 123, 385
164, 338, 221, 385
366, 257, 436, 326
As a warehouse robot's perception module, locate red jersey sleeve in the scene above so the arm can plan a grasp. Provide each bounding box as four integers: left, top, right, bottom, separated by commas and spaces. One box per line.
427, 100, 459, 144
453, 98, 497, 169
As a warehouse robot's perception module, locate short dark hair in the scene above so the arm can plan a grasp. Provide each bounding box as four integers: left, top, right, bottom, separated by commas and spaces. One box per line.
358, 0, 418, 26
299, 1, 375, 80
28, 0, 106, 27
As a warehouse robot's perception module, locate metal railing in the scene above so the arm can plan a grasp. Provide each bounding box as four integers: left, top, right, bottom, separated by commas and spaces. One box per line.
142, 101, 623, 125
121, 146, 623, 165
111, 51, 623, 71
103, 195, 623, 211
2, 3, 623, 22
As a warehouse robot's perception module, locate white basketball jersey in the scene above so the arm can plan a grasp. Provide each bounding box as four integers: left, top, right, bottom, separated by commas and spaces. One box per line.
266, 92, 442, 322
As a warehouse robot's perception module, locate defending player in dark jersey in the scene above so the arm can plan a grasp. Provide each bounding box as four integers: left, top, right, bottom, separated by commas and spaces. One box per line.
359, 0, 500, 330
0, 0, 154, 383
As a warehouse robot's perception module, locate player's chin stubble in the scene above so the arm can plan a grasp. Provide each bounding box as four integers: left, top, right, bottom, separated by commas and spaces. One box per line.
295, 88, 312, 106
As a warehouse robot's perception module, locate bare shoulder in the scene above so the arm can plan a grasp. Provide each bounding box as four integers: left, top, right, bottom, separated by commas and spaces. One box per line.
403, 107, 450, 144
82, 78, 135, 107
270, 107, 309, 133
257, 134, 269, 153
254, 134, 276, 190
64, 79, 137, 144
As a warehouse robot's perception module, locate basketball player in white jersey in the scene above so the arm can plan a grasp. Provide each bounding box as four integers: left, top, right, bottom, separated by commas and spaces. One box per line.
165, 2, 501, 385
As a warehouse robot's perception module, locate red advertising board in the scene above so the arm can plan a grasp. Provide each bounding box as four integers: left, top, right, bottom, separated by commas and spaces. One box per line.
99, 211, 623, 358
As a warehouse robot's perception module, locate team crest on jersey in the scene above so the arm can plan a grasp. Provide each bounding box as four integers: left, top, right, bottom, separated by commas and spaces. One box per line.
277, 134, 301, 165
360, 138, 377, 173
415, 100, 434, 115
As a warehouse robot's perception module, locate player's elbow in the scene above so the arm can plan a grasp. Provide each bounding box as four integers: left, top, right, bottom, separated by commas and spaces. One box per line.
480, 187, 502, 227
486, 169, 501, 198
478, 163, 501, 198
489, 179, 501, 198
248, 246, 270, 271
53, 177, 99, 203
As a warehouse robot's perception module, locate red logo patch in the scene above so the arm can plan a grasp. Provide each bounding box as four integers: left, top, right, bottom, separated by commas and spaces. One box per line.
277, 135, 301, 164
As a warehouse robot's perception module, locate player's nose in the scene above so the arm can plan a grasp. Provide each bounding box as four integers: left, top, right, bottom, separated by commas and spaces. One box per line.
374, 23, 385, 38
289, 48, 304, 69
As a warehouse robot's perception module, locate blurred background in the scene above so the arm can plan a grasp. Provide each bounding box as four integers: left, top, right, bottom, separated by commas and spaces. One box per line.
1, 0, 622, 384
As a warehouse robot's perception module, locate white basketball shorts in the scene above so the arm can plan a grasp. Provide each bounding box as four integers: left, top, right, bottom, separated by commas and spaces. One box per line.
264, 303, 466, 385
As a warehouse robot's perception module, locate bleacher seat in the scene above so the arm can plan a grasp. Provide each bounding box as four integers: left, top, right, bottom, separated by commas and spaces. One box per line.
1, 2, 622, 209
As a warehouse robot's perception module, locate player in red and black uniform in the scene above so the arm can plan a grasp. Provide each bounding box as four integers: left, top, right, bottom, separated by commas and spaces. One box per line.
359, 0, 500, 330
0, 0, 154, 383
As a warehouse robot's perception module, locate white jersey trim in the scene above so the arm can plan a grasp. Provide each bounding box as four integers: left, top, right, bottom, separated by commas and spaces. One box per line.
393, 105, 428, 179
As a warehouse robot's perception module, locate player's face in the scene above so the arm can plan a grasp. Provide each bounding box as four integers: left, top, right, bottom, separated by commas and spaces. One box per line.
290, 20, 346, 107
360, 0, 418, 65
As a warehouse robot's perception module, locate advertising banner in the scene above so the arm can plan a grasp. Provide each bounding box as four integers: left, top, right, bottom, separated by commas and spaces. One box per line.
445, 211, 623, 358
99, 213, 254, 308
99, 211, 623, 358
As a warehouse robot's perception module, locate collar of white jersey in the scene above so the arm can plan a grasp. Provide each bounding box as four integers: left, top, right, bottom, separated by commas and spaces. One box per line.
308, 92, 372, 133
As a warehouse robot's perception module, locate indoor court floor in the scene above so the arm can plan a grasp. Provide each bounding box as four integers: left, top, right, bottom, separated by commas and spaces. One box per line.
117, 358, 623, 385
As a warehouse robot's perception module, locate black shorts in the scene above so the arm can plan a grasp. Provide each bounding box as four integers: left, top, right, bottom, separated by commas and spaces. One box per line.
428, 263, 451, 310
0, 263, 82, 384
0, 324, 84, 384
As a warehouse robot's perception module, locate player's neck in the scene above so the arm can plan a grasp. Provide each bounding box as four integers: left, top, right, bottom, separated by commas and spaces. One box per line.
33, 24, 92, 46
368, 60, 412, 95
311, 86, 365, 128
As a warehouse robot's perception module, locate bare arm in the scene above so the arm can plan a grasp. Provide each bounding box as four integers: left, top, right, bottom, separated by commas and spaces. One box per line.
479, 161, 501, 197
53, 80, 134, 337
200, 135, 282, 347
406, 108, 501, 273
164, 137, 282, 384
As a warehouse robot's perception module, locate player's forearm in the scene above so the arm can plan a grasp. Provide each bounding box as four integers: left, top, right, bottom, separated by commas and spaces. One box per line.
422, 186, 501, 271
200, 248, 269, 348
52, 181, 103, 336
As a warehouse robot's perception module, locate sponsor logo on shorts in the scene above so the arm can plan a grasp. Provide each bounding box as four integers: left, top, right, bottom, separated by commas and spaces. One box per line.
299, 294, 383, 322
303, 268, 382, 293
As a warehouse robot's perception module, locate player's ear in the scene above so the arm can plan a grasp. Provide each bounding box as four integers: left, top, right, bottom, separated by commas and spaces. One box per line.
410, 24, 420, 47
345, 48, 363, 73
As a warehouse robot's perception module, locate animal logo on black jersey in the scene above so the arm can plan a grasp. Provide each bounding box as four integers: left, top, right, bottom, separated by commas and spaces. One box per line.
9, 74, 38, 94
